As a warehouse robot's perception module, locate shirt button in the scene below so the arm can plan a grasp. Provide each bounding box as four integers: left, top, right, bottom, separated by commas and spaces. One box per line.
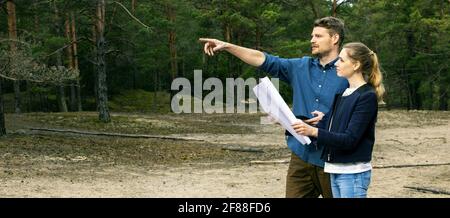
323, 70, 326, 73
316, 99, 319, 102
319, 85, 322, 88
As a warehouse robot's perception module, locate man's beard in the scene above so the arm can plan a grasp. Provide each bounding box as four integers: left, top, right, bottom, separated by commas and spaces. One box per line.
313, 50, 330, 58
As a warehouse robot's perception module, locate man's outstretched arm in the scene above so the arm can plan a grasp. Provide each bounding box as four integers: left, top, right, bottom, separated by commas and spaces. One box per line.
199, 38, 265, 67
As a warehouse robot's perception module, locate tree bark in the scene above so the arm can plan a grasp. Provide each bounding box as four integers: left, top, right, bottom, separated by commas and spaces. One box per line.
332, 0, 337, 17
29, 0, 39, 112
405, 30, 418, 109
255, 25, 261, 51
33, 0, 39, 34
71, 12, 82, 111
56, 85, 68, 112
166, 2, 178, 82
64, 13, 77, 111
403, 67, 413, 110
92, 24, 99, 109
0, 79, 6, 136
95, 0, 111, 122
308, 0, 319, 19
53, 2, 68, 112
152, 70, 158, 113
236, 32, 243, 76
224, 23, 233, 77
7, 0, 21, 114
131, 0, 136, 14
13, 81, 21, 113
131, 0, 137, 90
56, 45, 68, 112
26, 81, 32, 112
440, 84, 447, 110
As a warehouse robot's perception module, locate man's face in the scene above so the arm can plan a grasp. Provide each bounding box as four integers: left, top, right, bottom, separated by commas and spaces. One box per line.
310, 27, 337, 56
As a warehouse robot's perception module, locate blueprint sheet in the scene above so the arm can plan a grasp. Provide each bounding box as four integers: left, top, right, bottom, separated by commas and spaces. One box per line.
253, 77, 311, 145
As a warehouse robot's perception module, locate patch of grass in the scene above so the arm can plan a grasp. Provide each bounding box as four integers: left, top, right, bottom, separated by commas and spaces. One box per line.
11, 112, 261, 135
1, 89, 172, 113
108, 89, 171, 113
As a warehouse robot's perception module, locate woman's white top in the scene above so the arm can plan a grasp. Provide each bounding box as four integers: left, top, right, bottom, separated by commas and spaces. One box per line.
324, 86, 372, 174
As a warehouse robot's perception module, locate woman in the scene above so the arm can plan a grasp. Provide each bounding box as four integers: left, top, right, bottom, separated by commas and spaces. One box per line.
293, 42, 385, 198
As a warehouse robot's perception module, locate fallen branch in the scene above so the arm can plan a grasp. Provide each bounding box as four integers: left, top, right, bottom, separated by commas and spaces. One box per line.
404, 186, 450, 195
220, 145, 263, 152
29, 128, 204, 141
250, 160, 289, 164
373, 163, 450, 169
385, 139, 404, 145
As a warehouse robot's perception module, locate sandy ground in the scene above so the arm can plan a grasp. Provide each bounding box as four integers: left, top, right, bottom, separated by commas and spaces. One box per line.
0, 110, 449, 198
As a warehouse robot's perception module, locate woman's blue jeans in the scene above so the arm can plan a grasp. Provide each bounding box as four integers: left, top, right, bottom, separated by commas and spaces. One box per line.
330, 170, 371, 198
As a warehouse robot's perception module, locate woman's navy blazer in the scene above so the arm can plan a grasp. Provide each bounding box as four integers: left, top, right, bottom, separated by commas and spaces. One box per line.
315, 83, 379, 163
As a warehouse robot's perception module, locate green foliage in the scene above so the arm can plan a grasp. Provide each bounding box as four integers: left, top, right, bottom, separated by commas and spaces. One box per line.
0, 0, 448, 112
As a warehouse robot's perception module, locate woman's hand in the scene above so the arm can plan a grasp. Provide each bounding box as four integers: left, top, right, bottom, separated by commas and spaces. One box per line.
292, 120, 318, 137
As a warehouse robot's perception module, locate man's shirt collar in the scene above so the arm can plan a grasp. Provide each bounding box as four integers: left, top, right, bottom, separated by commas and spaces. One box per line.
312, 57, 339, 69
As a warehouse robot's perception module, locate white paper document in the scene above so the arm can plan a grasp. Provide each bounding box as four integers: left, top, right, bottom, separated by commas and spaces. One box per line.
253, 77, 311, 145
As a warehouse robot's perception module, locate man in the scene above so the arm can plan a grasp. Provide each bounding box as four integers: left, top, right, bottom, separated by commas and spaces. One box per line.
200, 17, 348, 198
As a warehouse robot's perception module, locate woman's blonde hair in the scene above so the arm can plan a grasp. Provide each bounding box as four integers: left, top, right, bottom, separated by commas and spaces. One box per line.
343, 42, 385, 102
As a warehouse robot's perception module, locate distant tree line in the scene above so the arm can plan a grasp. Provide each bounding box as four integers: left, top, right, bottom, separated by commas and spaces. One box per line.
0, 0, 448, 135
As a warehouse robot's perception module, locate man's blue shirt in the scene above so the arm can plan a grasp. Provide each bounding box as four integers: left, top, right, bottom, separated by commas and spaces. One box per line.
258, 52, 348, 167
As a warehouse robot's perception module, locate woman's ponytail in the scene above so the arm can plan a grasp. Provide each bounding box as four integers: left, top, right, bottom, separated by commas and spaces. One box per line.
368, 52, 385, 103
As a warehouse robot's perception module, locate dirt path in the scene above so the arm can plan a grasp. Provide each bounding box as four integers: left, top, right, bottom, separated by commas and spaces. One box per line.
0, 110, 449, 197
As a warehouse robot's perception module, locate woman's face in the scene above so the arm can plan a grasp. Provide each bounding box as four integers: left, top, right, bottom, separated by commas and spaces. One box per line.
335, 48, 357, 78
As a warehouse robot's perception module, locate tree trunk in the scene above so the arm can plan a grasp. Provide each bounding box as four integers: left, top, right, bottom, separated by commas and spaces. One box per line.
29, 1, 39, 112
75, 81, 82, 111
405, 29, 418, 109
64, 13, 77, 111
430, 66, 440, 110
70, 12, 82, 111
92, 24, 99, 109
26, 81, 32, 112
131, 1, 137, 90
33, 0, 40, 33
167, 3, 178, 81
13, 81, 21, 113
255, 25, 261, 51
166, 2, 178, 98
53, 2, 68, 112
131, 0, 137, 14
403, 68, 413, 110
152, 71, 158, 113
55, 44, 68, 113
236, 32, 243, 76
96, 0, 111, 122
225, 23, 234, 77
332, 0, 337, 17
56, 85, 68, 112
440, 86, 448, 110
7, 0, 21, 114
308, 0, 319, 19
0, 79, 6, 136
70, 83, 76, 111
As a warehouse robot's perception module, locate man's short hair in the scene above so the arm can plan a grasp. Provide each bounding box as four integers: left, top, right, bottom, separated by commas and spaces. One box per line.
314, 17, 345, 47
